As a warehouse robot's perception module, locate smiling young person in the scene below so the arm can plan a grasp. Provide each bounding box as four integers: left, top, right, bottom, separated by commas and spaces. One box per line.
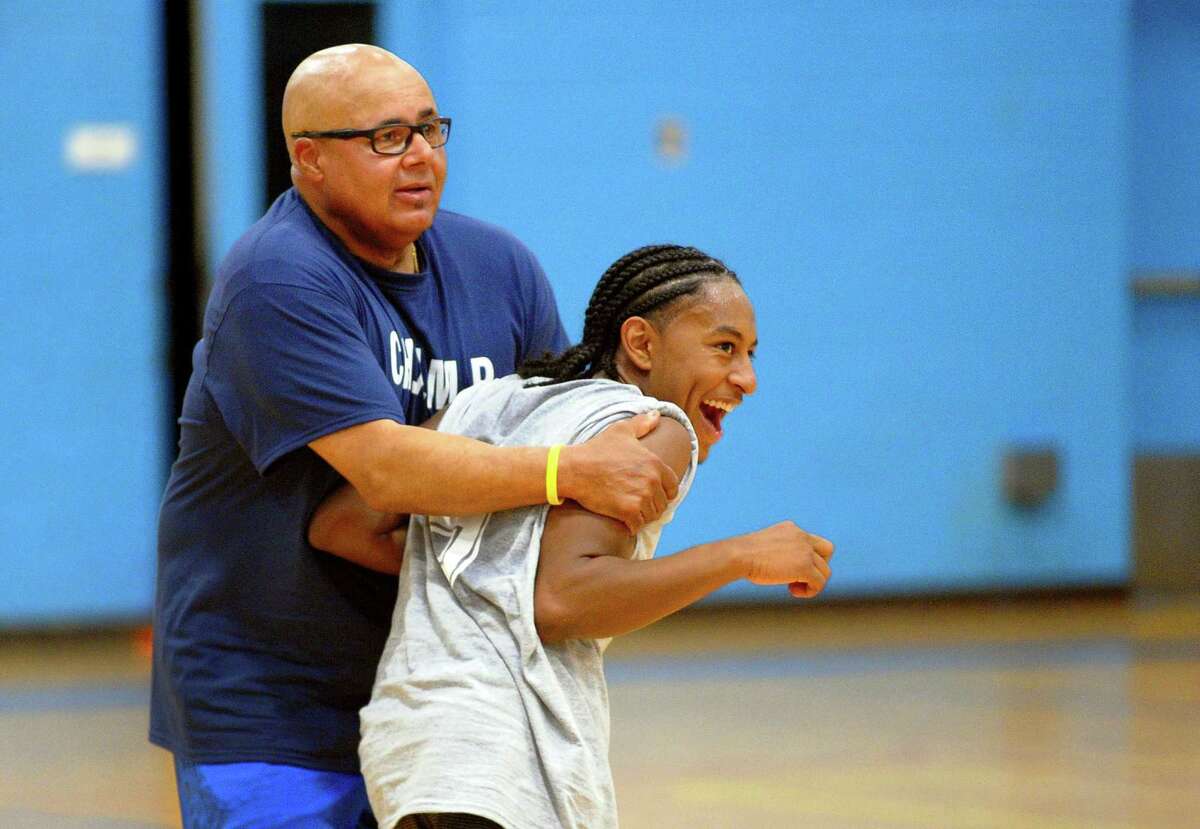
311, 245, 834, 829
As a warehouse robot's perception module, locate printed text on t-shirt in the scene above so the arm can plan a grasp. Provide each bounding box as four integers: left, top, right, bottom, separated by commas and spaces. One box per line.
388, 331, 495, 411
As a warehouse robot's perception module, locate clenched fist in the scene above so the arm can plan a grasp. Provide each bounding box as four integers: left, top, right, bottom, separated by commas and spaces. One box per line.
737, 521, 834, 599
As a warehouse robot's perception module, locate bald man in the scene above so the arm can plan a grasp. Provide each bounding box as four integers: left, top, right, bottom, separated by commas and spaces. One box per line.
150, 45, 676, 828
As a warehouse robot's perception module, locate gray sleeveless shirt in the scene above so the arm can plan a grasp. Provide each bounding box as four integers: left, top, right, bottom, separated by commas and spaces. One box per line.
360, 375, 697, 829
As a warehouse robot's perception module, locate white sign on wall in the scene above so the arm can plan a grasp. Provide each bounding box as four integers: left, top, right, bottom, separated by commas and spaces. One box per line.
64, 123, 138, 172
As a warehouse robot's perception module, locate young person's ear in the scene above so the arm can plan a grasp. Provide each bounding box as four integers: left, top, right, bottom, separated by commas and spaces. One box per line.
618, 316, 656, 372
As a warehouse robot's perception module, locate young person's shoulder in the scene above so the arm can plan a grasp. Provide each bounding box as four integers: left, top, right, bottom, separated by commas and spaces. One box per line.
450, 376, 641, 419
447, 377, 694, 456
635, 415, 692, 478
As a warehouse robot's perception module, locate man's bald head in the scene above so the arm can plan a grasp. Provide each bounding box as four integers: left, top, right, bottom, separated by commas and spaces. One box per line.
282, 44, 430, 161
279, 44, 448, 270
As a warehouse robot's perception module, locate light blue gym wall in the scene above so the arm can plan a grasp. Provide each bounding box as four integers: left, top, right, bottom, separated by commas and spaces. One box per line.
4, 1, 1165, 623
1130, 0, 1200, 453
198, 0, 263, 274
0, 1, 166, 624
378, 1, 1134, 597
204, 0, 1134, 598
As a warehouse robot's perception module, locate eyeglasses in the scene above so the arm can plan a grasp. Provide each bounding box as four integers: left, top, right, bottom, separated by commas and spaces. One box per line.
290, 117, 452, 156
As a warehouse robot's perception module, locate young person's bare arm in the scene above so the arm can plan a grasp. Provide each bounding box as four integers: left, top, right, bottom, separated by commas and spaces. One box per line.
533, 419, 834, 644
309, 410, 677, 534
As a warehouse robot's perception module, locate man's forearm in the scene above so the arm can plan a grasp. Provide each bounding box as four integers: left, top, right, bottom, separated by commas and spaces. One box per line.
535, 539, 747, 643
307, 481, 408, 573
310, 411, 675, 532
318, 526, 407, 575
313, 420, 549, 516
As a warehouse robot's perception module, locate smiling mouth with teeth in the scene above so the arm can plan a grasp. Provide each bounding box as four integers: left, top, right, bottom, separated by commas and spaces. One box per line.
699, 399, 735, 436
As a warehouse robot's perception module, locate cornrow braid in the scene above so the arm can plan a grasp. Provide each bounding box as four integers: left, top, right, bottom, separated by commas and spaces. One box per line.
519, 244, 739, 385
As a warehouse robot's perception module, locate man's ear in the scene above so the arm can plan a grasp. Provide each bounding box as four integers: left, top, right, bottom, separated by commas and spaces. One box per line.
618, 316, 657, 372
291, 138, 324, 181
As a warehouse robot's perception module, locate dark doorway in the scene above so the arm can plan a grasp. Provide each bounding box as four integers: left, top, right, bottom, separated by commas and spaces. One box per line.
162, 0, 203, 451
261, 2, 377, 208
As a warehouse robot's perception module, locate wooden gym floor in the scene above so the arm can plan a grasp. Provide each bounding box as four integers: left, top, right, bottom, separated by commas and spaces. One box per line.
1, 591, 1197, 828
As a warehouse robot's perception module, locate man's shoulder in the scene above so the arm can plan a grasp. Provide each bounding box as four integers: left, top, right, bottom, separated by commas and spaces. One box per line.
428, 210, 539, 269
216, 191, 347, 293
431, 209, 524, 245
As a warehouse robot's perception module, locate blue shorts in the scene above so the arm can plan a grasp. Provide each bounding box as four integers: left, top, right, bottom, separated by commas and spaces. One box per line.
173, 756, 377, 828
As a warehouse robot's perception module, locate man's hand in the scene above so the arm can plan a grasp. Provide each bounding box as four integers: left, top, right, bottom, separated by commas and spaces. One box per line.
557, 411, 680, 534
736, 521, 834, 599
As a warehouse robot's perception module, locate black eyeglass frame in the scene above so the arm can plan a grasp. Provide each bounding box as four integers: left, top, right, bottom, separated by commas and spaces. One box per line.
290, 117, 452, 155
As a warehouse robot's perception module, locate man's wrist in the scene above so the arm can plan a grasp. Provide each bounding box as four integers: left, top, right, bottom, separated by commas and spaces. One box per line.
552, 444, 577, 502
545, 444, 565, 505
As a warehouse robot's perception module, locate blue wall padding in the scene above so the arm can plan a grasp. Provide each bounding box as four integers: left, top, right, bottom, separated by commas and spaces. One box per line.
379, 1, 1132, 596
0, 0, 167, 623
16, 1, 1200, 621
1130, 0, 1200, 269
1130, 0, 1200, 453
1133, 298, 1200, 451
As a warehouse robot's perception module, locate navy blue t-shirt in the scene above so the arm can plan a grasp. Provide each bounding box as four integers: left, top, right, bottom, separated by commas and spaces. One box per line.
150, 189, 568, 771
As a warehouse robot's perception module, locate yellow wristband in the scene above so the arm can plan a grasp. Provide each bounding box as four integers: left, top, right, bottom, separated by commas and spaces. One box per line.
546, 444, 565, 506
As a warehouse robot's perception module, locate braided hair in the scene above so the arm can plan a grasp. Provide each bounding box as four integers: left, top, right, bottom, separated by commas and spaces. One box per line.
519, 244, 740, 385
